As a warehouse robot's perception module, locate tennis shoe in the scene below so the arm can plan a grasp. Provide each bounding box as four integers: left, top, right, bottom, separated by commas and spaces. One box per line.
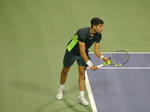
78, 96, 89, 106
56, 88, 65, 100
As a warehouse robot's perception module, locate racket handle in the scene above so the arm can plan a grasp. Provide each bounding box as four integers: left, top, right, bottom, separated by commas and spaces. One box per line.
97, 64, 103, 69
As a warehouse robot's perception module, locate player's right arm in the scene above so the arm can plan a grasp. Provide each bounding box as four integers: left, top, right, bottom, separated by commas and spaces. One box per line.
78, 41, 98, 71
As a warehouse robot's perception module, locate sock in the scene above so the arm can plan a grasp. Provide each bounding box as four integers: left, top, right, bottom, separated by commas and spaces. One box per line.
79, 91, 84, 97
60, 84, 65, 89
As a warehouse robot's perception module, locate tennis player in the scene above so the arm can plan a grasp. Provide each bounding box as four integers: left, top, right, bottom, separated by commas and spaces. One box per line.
56, 17, 108, 105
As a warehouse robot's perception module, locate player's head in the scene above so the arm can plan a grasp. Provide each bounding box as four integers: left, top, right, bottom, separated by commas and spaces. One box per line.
91, 17, 104, 33
91, 17, 104, 27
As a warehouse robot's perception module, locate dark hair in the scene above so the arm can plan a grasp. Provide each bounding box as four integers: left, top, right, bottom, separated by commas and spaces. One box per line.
91, 17, 104, 27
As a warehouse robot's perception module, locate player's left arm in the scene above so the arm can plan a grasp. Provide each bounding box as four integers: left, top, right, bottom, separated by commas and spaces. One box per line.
94, 42, 108, 62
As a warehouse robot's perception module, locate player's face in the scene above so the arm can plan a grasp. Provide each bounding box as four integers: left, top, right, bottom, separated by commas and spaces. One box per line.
93, 24, 104, 33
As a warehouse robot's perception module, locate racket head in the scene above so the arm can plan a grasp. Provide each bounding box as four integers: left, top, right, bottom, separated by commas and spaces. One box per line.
109, 50, 129, 66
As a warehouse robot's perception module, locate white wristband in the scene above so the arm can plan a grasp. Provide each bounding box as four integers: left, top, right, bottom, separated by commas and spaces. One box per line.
86, 60, 93, 67
100, 55, 104, 60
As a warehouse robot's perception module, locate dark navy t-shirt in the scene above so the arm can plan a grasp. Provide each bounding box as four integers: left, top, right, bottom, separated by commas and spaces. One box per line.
67, 27, 102, 55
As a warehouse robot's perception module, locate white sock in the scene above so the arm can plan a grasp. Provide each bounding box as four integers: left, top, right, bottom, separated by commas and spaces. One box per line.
79, 91, 84, 97
60, 84, 65, 89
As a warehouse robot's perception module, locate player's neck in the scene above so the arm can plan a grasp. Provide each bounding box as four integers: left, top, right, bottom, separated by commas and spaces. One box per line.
90, 27, 96, 37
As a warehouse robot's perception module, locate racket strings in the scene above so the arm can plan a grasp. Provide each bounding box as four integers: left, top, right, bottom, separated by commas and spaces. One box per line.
110, 52, 129, 65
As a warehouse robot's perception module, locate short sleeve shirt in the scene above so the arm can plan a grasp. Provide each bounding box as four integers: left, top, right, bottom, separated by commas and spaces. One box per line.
67, 27, 102, 55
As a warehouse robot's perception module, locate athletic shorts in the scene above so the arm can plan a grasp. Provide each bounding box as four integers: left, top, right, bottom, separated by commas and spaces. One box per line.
63, 50, 90, 67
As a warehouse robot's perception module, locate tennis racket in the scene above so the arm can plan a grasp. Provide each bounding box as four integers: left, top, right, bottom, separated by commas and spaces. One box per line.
97, 50, 129, 68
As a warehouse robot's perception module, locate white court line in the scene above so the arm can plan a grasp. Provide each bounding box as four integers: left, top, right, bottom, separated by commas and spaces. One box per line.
87, 67, 150, 70
85, 71, 97, 112
86, 52, 150, 111
88, 52, 150, 69
86, 67, 150, 112
89, 52, 150, 54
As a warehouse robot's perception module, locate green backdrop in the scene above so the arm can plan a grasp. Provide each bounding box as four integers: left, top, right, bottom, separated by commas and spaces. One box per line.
0, 0, 150, 112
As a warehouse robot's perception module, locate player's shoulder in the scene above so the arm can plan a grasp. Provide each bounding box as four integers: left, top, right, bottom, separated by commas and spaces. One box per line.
77, 27, 90, 35
78, 27, 90, 31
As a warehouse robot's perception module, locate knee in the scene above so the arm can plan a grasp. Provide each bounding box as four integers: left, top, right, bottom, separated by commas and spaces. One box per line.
79, 74, 85, 81
78, 68, 85, 76
78, 66, 86, 78
79, 71, 85, 79
61, 66, 70, 74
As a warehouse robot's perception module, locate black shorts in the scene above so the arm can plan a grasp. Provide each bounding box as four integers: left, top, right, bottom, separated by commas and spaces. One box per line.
63, 50, 90, 67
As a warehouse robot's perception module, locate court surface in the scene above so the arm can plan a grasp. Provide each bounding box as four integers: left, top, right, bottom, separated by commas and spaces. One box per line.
0, 0, 150, 112
86, 53, 150, 112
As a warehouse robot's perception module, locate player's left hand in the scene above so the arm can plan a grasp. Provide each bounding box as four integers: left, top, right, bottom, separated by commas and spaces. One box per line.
102, 57, 109, 62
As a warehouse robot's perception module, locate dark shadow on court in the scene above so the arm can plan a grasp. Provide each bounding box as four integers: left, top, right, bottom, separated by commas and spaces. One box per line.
52, 98, 91, 112
32, 98, 91, 112
10, 80, 92, 112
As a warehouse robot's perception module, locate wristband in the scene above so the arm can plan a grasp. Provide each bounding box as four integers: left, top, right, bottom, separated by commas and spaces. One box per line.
100, 55, 104, 60
86, 60, 93, 67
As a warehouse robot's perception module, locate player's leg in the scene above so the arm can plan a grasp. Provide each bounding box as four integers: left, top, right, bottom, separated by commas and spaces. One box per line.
56, 50, 75, 99
56, 66, 71, 100
77, 60, 89, 105
78, 65, 86, 91
60, 66, 71, 85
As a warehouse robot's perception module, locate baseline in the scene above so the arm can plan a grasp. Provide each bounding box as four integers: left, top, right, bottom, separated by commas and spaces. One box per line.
85, 71, 98, 112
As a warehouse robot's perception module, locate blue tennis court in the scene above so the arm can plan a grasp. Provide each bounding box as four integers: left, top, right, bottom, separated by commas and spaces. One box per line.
86, 53, 150, 112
